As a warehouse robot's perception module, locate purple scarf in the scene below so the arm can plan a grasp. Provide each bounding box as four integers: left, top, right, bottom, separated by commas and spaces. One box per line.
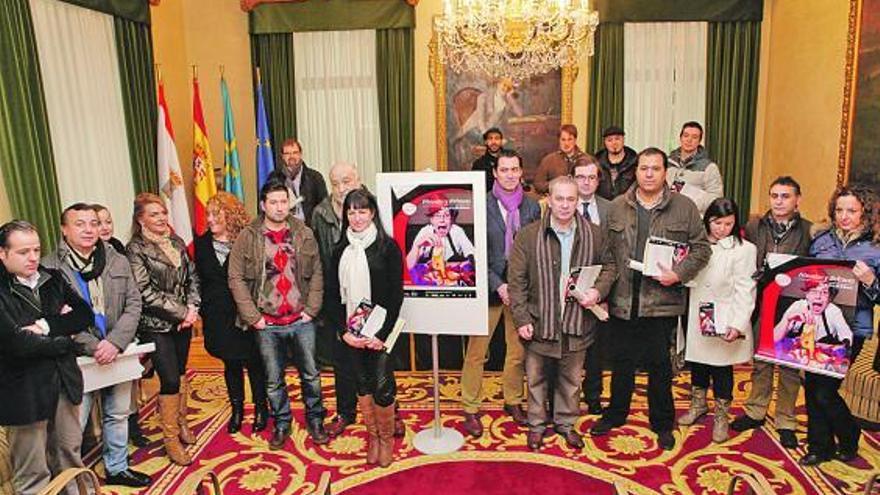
492, 180, 524, 256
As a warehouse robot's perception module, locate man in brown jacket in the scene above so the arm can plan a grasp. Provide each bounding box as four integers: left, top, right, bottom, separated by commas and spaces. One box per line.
508, 176, 617, 451
228, 179, 327, 449
730, 176, 812, 449
532, 124, 592, 195
590, 147, 711, 451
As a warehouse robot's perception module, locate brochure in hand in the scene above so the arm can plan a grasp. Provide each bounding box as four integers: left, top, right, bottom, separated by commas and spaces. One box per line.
346, 300, 388, 339
638, 236, 690, 277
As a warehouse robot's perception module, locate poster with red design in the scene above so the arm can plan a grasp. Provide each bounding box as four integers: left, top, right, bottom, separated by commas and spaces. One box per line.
755, 257, 858, 378
377, 172, 488, 336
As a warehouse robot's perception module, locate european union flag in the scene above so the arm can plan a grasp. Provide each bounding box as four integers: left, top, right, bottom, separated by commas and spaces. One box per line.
255, 78, 274, 194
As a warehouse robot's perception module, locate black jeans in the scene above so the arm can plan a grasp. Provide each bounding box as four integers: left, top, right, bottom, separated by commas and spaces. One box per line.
223, 355, 267, 406
603, 317, 676, 432
689, 362, 733, 400
152, 329, 192, 395
345, 343, 397, 407
583, 320, 611, 404
804, 336, 865, 456
333, 334, 358, 420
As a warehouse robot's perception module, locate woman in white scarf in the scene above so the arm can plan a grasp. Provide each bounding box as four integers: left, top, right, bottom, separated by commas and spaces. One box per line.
327, 189, 404, 468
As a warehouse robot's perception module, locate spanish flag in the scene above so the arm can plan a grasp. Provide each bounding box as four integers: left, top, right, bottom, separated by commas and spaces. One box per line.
192, 75, 218, 236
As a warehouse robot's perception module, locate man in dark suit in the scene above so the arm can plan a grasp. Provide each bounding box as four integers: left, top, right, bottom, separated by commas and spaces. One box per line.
571, 157, 612, 415
268, 138, 328, 227
0, 220, 91, 495
460, 150, 541, 437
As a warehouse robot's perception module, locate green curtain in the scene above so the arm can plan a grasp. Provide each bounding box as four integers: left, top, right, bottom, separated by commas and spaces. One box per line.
585, 23, 624, 154
250, 0, 414, 34
250, 33, 297, 160
706, 21, 761, 215
114, 16, 157, 194
0, 0, 62, 250
376, 28, 414, 172
595, 0, 762, 23
60, 0, 148, 23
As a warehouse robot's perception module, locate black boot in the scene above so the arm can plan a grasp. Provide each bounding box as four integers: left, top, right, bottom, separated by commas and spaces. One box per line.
253, 400, 269, 432
129, 411, 149, 448
228, 399, 244, 434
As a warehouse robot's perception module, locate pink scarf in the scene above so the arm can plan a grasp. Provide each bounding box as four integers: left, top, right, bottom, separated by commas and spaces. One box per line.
493, 180, 524, 256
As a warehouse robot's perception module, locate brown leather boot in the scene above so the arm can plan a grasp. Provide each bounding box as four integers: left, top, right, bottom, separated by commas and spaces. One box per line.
158, 395, 192, 466
375, 402, 396, 468
178, 377, 196, 445
712, 398, 731, 443
358, 395, 379, 464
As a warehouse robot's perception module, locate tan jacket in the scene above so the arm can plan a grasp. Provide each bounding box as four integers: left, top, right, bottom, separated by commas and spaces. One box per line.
604, 185, 711, 319
228, 216, 323, 326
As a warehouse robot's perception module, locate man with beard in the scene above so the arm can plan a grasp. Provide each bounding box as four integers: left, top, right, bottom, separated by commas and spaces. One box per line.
594, 126, 638, 200
471, 127, 506, 191
267, 138, 328, 226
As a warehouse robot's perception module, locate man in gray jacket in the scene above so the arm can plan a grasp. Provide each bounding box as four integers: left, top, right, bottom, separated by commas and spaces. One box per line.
43, 203, 150, 487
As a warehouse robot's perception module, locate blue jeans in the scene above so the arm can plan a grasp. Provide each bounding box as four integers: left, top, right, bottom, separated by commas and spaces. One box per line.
256, 320, 325, 430
79, 380, 133, 476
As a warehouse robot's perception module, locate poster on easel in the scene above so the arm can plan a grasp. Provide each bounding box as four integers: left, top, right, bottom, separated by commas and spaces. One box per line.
377, 171, 488, 336
755, 257, 858, 378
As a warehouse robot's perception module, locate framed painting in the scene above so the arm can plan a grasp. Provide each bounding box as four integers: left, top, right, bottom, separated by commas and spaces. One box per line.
839, 0, 880, 190
429, 33, 577, 187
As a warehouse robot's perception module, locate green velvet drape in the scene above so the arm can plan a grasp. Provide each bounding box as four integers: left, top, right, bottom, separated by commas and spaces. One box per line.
706, 21, 761, 215
376, 28, 414, 172
585, 23, 624, 154
0, 0, 62, 249
250, 33, 297, 160
114, 15, 157, 194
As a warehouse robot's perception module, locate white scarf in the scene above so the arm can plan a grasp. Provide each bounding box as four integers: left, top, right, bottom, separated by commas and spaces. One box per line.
339, 223, 377, 316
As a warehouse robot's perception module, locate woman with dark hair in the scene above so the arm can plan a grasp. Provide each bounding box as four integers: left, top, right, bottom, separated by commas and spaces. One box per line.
126, 193, 200, 466
678, 198, 757, 443
194, 192, 268, 434
324, 189, 404, 467
800, 184, 880, 466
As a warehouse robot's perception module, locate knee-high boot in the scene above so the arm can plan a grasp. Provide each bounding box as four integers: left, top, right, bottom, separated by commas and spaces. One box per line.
375, 401, 396, 468
178, 376, 197, 445
159, 394, 192, 465
358, 395, 379, 464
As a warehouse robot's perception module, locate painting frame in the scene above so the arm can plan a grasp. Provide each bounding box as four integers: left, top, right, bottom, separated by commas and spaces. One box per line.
429, 31, 578, 175
838, 0, 879, 189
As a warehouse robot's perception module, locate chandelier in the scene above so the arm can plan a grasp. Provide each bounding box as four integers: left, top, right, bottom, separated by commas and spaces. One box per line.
433, 0, 599, 81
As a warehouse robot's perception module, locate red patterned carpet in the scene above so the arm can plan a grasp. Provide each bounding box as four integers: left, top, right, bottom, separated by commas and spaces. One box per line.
86, 368, 880, 494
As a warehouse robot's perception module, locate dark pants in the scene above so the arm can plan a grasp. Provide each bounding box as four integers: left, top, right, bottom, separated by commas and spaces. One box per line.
603, 317, 676, 432
583, 321, 611, 404
690, 362, 733, 400
153, 329, 192, 395
804, 337, 864, 456
346, 344, 397, 407
333, 333, 358, 420
223, 355, 268, 406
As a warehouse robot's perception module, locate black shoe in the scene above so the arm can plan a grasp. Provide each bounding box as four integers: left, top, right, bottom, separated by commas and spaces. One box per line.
307, 421, 330, 445
778, 429, 798, 449
129, 414, 149, 448
730, 414, 765, 432
590, 418, 623, 436
586, 401, 604, 416
833, 449, 859, 463
527, 431, 544, 451
657, 430, 675, 451
269, 427, 289, 450
556, 428, 585, 449
228, 400, 244, 434
253, 402, 269, 432
105, 468, 152, 488
799, 452, 831, 466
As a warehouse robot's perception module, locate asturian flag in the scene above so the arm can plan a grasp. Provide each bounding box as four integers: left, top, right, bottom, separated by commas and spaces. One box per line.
192, 76, 218, 236
221, 76, 244, 201
157, 80, 193, 248
255, 74, 274, 193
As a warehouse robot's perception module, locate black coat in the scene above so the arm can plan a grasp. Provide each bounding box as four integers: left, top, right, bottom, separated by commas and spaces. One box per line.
194, 233, 258, 361
268, 162, 328, 227
595, 146, 638, 200
0, 265, 91, 426
472, 151, 500, 192
325, 235, 404, 342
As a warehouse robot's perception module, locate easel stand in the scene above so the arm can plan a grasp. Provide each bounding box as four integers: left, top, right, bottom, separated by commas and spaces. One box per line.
412, 334, 465, 454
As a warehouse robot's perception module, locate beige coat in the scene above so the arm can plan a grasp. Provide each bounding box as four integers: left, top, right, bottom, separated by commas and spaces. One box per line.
684, 236, 757, 366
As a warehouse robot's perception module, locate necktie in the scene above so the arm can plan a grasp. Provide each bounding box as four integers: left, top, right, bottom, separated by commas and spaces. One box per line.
582, 202, 591, 221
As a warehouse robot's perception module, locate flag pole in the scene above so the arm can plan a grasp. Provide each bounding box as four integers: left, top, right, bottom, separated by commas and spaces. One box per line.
191, 64, 198, 81
219, 64, 225, 80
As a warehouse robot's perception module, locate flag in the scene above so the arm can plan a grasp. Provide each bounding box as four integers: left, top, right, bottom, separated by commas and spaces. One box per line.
157, 80, 194, 249
221, 77, 244, 201
255, 75, 274, 193
192, 76, 218, 236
